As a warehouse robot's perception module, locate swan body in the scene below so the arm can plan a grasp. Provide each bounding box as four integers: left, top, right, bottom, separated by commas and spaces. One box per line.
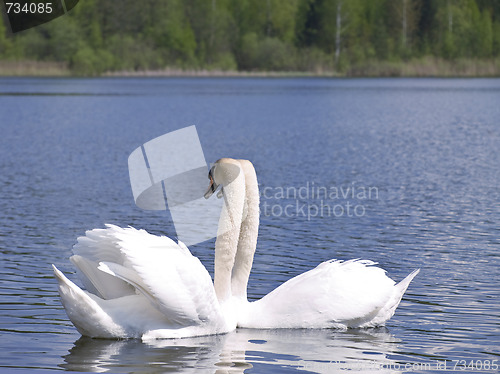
53, 158, 419, 339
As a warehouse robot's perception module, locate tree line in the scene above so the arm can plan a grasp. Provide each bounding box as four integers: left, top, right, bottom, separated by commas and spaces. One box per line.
1, 0, 499, 75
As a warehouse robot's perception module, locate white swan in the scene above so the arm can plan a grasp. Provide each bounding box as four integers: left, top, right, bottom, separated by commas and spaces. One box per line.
53, 158, 419, 339
52, 159, 247, 339
204, 158, 420, 329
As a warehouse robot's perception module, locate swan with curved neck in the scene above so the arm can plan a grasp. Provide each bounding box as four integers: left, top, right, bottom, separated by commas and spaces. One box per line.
207, 158, 419, 329
210, 158, 246, 303
52, 157, 418, 339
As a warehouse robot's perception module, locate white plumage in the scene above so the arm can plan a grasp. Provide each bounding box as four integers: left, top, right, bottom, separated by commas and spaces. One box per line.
53, 158, 419, 339
238, 259, 419, 329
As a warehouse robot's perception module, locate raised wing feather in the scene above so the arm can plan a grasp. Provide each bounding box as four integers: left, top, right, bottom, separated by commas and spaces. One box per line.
70, 224, 222, 327
71, 224, 135, 299
70, 255, 134, 299
106, 225, 221, 326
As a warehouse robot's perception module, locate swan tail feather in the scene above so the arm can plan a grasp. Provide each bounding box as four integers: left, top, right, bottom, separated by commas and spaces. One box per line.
367, 268, 420, 327
396, 268, 420, 295
52, 264, 126, 338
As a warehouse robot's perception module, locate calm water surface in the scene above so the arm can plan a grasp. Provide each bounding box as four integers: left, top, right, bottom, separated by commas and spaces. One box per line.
0, 77, 499, 373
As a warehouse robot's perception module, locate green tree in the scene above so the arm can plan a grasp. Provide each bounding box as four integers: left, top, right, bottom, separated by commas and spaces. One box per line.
295, 0, 322, 48
493, 20, 500, 56
148, 0, 197, 67
0, 14, 10, 56
476, 9, 493, 57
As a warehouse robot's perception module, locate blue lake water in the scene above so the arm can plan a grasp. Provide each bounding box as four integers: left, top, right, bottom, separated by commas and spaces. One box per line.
0, 77, 499, 373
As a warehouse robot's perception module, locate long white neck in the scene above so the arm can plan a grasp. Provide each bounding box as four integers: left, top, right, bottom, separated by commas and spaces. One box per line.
213, 163, 246, 303
231, 160, 259, 301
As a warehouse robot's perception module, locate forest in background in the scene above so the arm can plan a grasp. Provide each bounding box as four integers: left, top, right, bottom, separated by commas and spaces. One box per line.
1, 0, 500, 76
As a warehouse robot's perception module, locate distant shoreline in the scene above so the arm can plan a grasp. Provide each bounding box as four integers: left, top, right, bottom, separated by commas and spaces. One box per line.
1, 57, 500, 78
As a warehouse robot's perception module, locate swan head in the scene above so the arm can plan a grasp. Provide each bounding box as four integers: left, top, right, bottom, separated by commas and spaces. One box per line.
204, 158, 241, 199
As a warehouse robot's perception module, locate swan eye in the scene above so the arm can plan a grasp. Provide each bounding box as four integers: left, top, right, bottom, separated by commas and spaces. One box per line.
208, 168, 216, 188
204, 166, 218, 199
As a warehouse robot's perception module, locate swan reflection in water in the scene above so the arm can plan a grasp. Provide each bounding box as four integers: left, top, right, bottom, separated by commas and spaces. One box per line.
61, 328, 402, 373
